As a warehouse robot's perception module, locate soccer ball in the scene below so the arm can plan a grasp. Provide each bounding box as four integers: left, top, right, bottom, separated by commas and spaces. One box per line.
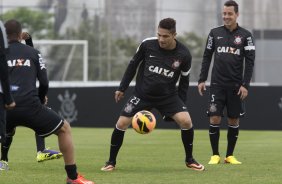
132, 110, 156, 134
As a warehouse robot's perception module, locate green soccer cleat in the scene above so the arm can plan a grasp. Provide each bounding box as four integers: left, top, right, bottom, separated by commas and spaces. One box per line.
0, 160, 9, 171
37, 148, 63, 162
208, 155, 221, 164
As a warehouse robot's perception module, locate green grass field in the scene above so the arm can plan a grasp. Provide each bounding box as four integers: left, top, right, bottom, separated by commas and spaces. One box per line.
0, 127, 281, 184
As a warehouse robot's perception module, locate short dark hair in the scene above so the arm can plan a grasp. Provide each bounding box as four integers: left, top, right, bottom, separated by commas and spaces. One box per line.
4, 19, 22, 38
158, 18, 176, 33
224, 0, 239, 13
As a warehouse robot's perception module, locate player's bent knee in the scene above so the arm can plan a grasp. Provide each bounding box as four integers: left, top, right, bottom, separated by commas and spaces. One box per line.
181, 120, 193, 129
228, 118, 239, 126
116, 116, 132, 130
176, 118, 192, 129
56, 120, 71, 134
210, 116, 221, 124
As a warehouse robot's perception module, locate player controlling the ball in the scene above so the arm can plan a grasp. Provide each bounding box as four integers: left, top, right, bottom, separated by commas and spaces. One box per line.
101, 17, 205, 172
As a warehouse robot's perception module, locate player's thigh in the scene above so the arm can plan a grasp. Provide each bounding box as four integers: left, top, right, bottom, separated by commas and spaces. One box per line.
32, 106, 64, 137
207, 86, 225, 117
8, 105, 64, 137
173, 111, 191, 122
120, 95, 153, 117
226, 88, 242, 118
172, 111, 193, 129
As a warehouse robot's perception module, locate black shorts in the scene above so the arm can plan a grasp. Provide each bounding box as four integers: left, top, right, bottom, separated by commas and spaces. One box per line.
207, 86, 245, 118
6, 102, 64, 137
120, 94, 188, 117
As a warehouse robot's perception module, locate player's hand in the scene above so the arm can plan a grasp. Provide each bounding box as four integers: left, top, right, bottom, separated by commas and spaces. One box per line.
44, 96, 48, 105
198, 82, 206, 96
5, 101, 16, 110
21, 32, 30, 40
237, 86, 248, 100
114, 91, 124, 103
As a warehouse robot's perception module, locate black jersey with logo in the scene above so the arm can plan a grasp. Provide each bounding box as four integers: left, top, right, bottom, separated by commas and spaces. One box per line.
6, 41, 48, 106
118, 37, 191, 102
199, 25, 255, 88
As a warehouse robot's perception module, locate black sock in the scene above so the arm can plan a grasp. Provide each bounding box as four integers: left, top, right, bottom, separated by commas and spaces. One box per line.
1, 136, 13, 162
226, 125, 239, 157
65, 164, 78, 180
35, 134, 45, 152
181, 127, 194, 162
209, 124, 220, 155
109, 127, 125, 163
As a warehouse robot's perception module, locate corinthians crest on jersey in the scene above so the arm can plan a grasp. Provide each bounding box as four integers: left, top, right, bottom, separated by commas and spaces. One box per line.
172, 59, 181, 69
234, 35, 242, 45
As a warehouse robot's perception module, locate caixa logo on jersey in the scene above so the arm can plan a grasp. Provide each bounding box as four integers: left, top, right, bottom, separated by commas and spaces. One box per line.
217, 46, 240, 55
7, 59, 31, 67
57, 90, 78, 123
149, 65, 174, 78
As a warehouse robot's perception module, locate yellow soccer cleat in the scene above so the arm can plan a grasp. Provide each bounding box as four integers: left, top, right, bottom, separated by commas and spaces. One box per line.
224, 156, 242, 164
36, 148, 63, 162
208, 155, 221, 164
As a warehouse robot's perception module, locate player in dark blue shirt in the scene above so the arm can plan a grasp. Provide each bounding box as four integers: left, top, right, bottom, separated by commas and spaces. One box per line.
101, 18, 205, 172
198, 1, 255, 165
0, 19, 94, 184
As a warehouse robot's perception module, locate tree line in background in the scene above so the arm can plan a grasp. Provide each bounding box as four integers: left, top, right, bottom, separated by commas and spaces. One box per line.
2, 7, 205, 82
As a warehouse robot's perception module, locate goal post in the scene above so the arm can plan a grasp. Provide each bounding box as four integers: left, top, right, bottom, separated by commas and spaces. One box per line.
33, 40, 89, 82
